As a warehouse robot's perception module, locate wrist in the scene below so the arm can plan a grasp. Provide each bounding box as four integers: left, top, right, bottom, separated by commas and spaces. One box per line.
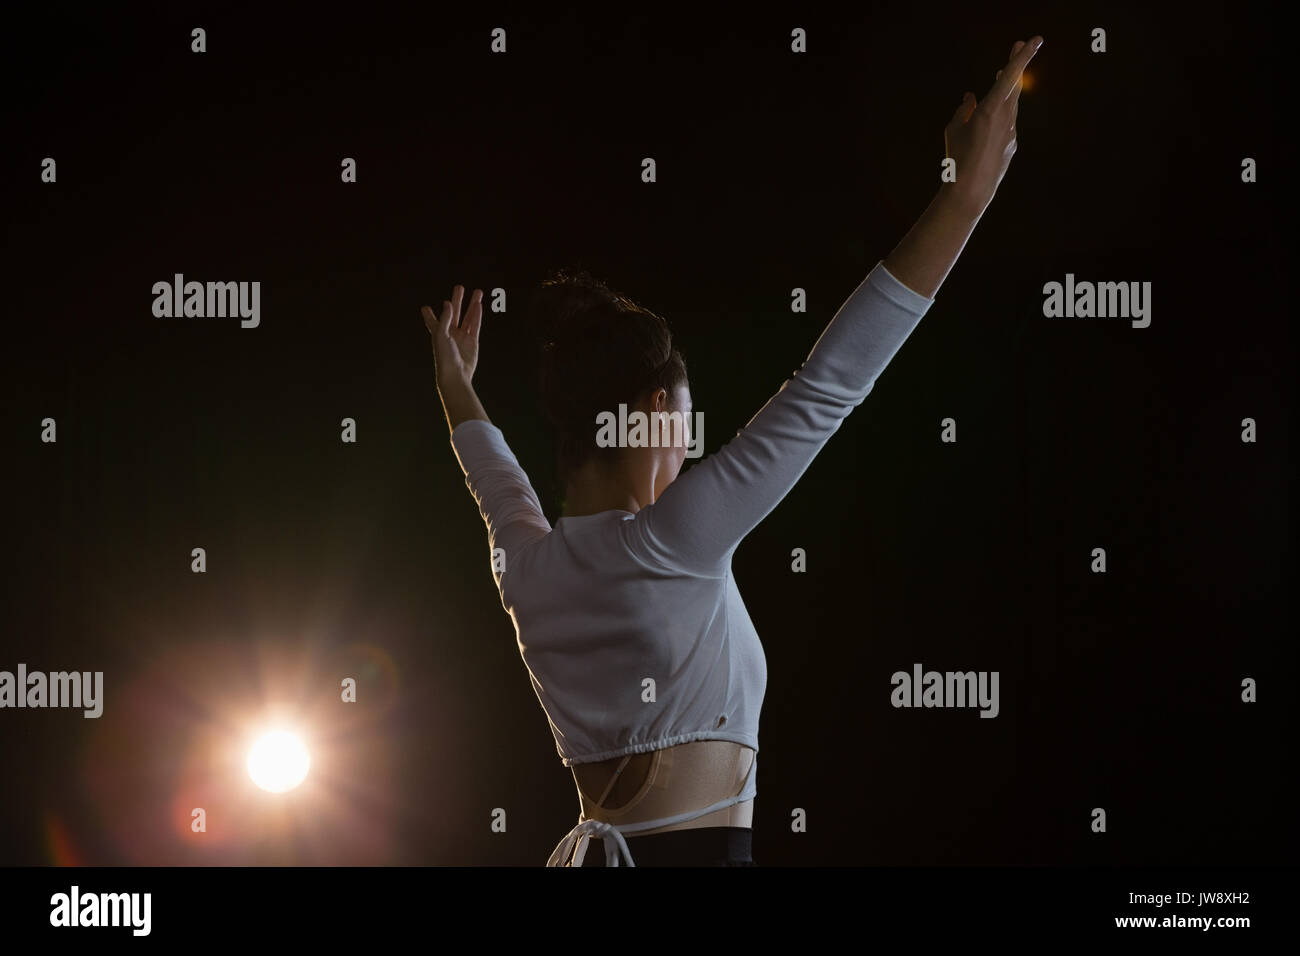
436, 364, 473, 391
437, 370, 489, 430
935, 182, 988, 223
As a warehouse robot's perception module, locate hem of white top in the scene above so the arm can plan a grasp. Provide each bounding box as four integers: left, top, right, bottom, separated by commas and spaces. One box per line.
561, 729, 758, 767
872, 258, 938, 310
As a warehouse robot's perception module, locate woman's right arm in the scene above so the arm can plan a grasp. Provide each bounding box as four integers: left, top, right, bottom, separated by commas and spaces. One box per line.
627, 36, 1043, 575
423, 286, 489, 433
424, 286, 552, 587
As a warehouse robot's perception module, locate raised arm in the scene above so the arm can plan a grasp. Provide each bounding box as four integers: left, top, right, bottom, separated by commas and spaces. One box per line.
888, 36, 1044, 297
626, 36, 1043, 575
422, 286, 489, 433
423, 286, 550, 587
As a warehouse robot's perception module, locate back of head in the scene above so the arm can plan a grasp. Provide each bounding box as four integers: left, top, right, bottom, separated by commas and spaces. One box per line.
532, 267, 688, 483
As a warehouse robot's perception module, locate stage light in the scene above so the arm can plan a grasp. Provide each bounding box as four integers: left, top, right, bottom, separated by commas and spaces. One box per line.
247, 730, 311, 793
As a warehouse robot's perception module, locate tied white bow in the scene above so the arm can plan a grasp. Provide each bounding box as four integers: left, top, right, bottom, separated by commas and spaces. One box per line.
547, 819, 637, 867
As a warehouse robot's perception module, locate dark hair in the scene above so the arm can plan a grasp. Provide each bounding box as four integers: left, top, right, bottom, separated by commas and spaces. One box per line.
533, 266, 688, 484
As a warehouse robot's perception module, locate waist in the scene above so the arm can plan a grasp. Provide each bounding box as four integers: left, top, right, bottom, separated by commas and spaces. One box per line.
572, 739, 756, 836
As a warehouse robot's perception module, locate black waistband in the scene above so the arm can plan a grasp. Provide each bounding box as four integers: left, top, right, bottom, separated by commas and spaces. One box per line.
577, 825, 754, 867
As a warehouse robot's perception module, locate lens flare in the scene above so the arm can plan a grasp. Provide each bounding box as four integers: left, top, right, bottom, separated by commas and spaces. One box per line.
247, 730, 311, 793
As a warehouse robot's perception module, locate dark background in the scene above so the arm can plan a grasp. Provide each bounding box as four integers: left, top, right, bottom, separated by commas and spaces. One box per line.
1, 2, 1292, 865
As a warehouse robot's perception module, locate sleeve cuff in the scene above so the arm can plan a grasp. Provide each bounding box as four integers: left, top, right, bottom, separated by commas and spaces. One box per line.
870, 259, 937, 312
449, 419, 509, 476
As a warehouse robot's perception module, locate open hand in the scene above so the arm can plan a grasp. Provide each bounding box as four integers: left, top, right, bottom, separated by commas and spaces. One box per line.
422, 285, 482, 383
944, 36, 1043, 215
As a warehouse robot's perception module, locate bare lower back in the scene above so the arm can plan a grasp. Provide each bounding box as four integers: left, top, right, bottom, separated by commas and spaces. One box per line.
571, 739, 755, 836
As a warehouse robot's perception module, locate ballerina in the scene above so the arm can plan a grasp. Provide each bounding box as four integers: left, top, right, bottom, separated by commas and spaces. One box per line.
421, 35, 1042, 866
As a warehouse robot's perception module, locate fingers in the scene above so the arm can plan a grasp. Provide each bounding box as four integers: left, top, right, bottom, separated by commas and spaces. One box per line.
421, 286, 483, 344
420, 304, 440, 336
464, 289, 483, 340
451, 284, 465, 328
1007, 39, 1025, 103
421, 304, 450, 359
982, 35, 1042, 110
1006, 49, 1031, 113
946, 91, 975, 145
425, 299, 453, 334
949, 91, 975, 127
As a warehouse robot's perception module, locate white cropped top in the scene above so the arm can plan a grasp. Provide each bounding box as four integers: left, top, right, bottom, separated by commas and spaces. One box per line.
449, 259, 936, 864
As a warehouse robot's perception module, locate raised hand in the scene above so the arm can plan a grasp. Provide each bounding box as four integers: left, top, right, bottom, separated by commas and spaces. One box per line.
943, 36, 1043, 216
422, 285, 482, 384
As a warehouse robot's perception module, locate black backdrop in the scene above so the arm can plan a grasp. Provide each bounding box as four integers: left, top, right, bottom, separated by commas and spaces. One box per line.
1, 2, 1292, 866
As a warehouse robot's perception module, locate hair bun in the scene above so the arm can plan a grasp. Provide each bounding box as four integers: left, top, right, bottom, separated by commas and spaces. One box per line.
533, 265, 688, 481
532, 267, 617, 345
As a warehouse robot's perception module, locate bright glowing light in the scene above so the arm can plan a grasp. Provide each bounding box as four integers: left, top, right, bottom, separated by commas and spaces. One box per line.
247, 730, 311, 793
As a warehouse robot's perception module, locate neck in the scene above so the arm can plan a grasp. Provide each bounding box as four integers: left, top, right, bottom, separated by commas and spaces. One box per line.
563, 454, 655, 517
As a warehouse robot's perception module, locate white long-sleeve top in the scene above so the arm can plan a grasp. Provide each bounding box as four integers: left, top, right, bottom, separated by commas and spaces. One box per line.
450, 260, 935, 784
